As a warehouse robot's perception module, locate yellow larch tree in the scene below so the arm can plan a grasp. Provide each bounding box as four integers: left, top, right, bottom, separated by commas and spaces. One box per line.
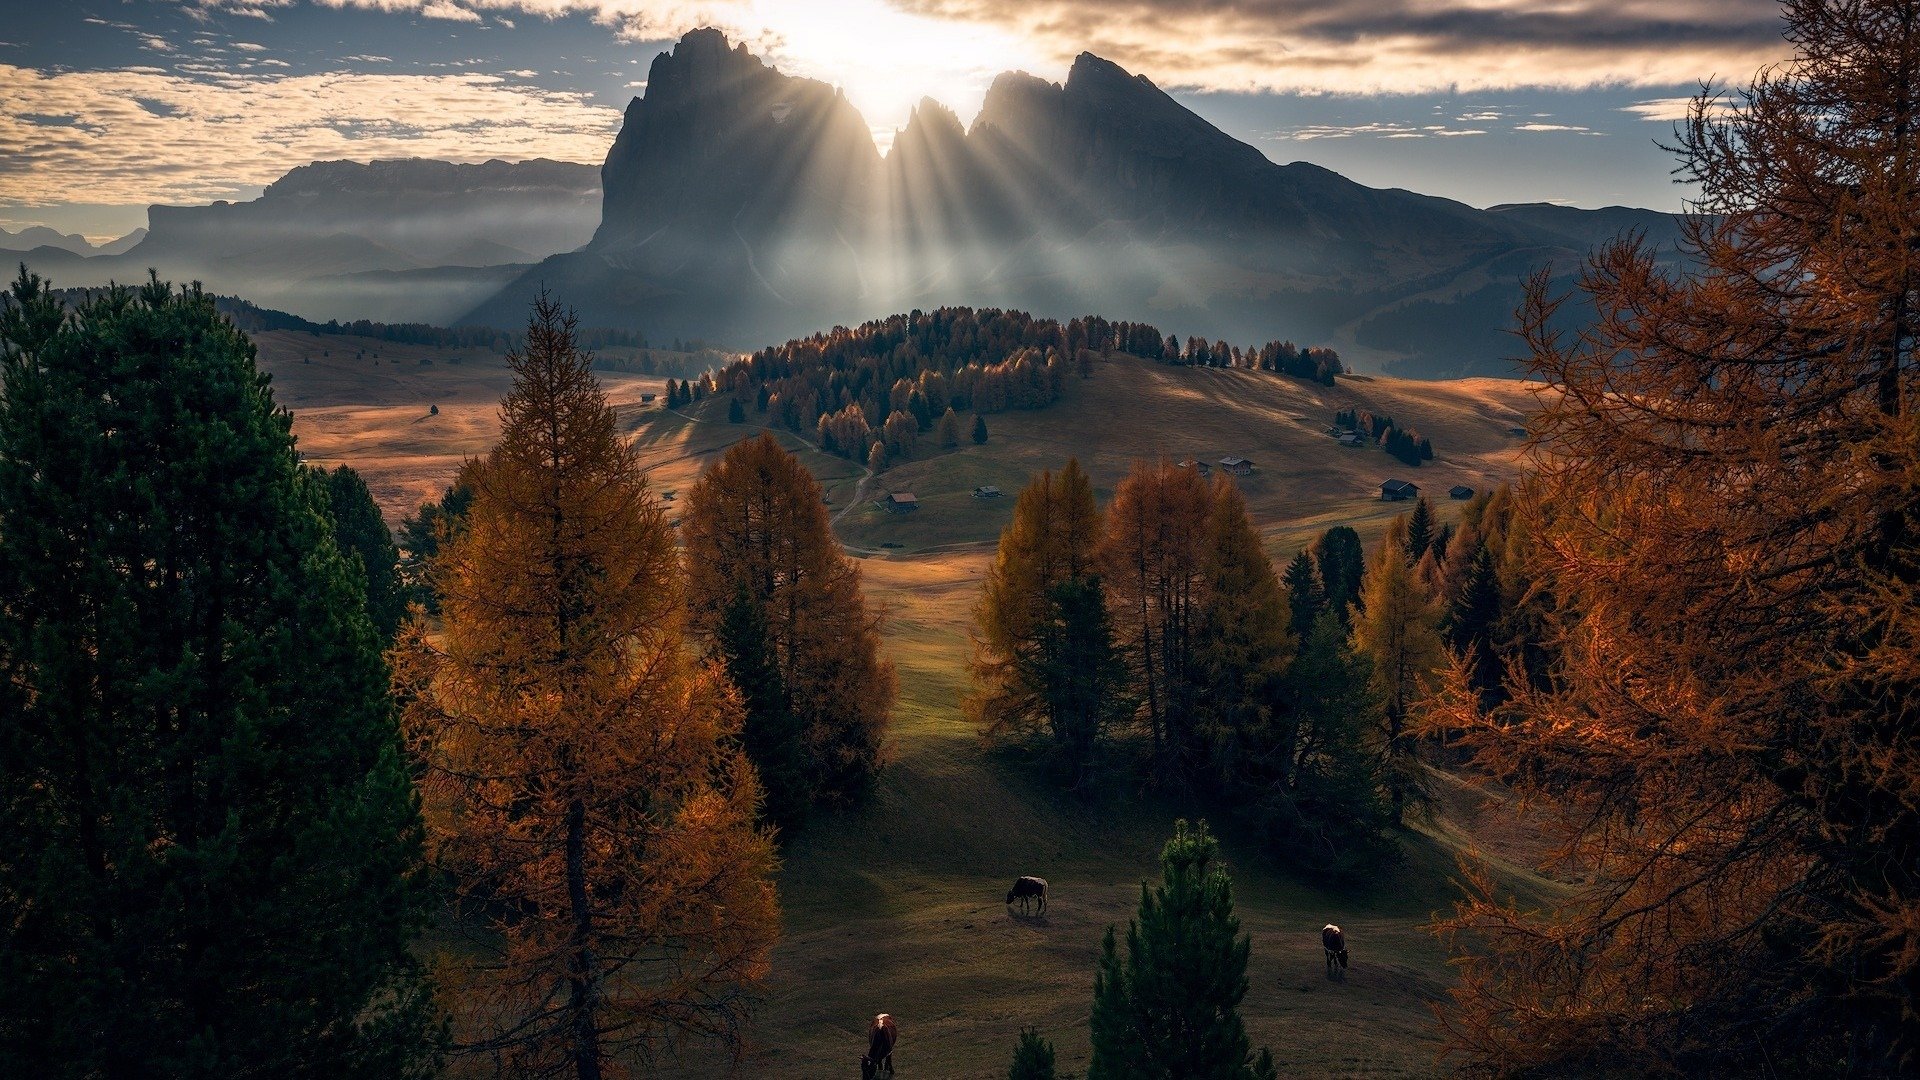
1430, 1, 1920, 1072
1351, 524, 1443, 824
394, 295, 778, 1080
679, 432, 895, 812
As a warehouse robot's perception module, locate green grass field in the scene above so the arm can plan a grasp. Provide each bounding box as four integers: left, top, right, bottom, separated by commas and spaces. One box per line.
261, 338, 1551, 1077
653, 554, 1554, 1078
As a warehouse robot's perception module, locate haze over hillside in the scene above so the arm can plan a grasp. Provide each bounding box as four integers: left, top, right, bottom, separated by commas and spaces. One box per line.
468, 28, 1693, 377
13, 158, 600, 325
10, 29, 1694, 378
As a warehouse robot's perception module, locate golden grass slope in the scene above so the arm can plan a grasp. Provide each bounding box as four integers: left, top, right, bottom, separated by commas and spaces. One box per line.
256, 333, 1550, 1077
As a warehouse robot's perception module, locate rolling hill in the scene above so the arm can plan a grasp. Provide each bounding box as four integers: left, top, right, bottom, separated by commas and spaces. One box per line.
258, 329, 1545, 1077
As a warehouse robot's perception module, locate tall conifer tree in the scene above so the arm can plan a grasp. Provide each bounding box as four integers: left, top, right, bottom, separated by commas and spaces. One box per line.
681, 433, 895, 809
1100, 461, 1211, 778
322, 463, 407, 639
0, 271, 441, 1077
395, 295, 777, 1077
1087, 820, 1276, 1080
971, 459, 1123, 786
1282, 550, 1325, 639
1191, 479, 1296, 787
1352, 532, 1444, 824
1434, 3, 1920, 1071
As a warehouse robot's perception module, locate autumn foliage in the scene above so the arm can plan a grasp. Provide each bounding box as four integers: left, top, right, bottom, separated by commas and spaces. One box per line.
1430, 2, 1920, 1072
395, 296, 777, 1078
680, 433, 895, 820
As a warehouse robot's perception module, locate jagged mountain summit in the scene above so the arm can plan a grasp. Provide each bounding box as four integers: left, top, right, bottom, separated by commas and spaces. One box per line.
467, 29, 1677, 375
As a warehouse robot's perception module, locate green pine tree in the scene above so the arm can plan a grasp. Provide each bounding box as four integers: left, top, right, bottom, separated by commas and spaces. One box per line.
396, 480, 472, 615
1088, 820, 1277, 1080
321, 464, 407, 639
1282, 550, 1325, 640
0, 271, 442, 1077
1312, 526, 1365, 619
1019, 575, 1131, 790
1008, 1026, 1058, 1080
713, 583, 810, 831
1277, 610, 1393, 869
1447, 542, 1505, 698
728, 397, 747, 424
972, 414, 990, 444
1405, 496, 1435, 562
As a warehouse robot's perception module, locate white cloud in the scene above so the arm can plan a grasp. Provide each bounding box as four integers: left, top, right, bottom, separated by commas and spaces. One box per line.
1514, 122, 1599, 133
0, 63, 620, 207
1622, 95, 1737, 122
292, 0, 1790, 100
232, 42, 269, 52
419, 0, 484, 20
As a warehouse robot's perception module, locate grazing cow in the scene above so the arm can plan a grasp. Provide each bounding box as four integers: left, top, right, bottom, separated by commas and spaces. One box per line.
1322, 924, 1349, 974
1006, 876, 1048, 916
861, 1013, 897, 1079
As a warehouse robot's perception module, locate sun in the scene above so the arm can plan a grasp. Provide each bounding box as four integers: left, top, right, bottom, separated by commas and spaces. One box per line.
732, 0, 1044, 149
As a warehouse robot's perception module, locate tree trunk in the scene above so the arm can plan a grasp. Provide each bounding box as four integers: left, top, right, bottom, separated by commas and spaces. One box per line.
565, 797, 603, 1080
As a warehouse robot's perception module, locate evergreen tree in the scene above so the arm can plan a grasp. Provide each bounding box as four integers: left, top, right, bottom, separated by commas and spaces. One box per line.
322, 463, 407, 639
1021, 575, 1130, 789
0, 271, 442, 1077
1404, 496, 1435, 562
1087, 820, 1277, 1080
395, 294, 777, 1076
972, 414, 990, 444
1267, 610, 1392, 869
728, 397, 746, 423
713, 583, 810, 830
1446, 543, 1504, 699
1282, 550, 1325, 639
682, 434, 895, 809
396, 480, 472, 614
1312, 526, 1365, 619
1008, 1027, 1057, 1080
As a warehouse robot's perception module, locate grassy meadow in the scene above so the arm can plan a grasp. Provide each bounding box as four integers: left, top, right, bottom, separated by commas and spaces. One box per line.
263, 333, 1554, 1077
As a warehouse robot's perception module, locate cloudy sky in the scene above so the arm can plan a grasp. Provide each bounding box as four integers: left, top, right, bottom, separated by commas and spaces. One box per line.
3, 0, 1785, 241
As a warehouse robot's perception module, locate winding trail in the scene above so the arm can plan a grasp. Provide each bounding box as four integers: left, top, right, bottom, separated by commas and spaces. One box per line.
652, 404, 890, 554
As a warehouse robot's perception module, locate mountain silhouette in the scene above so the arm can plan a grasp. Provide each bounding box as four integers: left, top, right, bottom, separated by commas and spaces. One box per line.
466, 29, 1686, 375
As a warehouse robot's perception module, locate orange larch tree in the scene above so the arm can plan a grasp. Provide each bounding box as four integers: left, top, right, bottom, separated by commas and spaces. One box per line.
394, 296, 778, 1079
1099, 460, 1213, 781
1431, 1, 1920, 1073
969, 458, 1124, 786
680, 433, 895, 815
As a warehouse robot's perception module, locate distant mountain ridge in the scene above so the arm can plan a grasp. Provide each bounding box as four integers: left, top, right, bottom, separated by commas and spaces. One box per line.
464, 29, 1690, 377
13, 158, 601, 325
1, 225, 146, 257
8, 32, 1695, 376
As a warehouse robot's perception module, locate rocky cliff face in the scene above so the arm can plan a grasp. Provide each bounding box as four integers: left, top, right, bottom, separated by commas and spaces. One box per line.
460, 30, 1666, 375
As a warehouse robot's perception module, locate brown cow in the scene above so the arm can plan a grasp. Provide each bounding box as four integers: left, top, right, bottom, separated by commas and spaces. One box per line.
861, 1013, 897, 1079
1006, 875, 1048, 916
1322, 924, 1349, 975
